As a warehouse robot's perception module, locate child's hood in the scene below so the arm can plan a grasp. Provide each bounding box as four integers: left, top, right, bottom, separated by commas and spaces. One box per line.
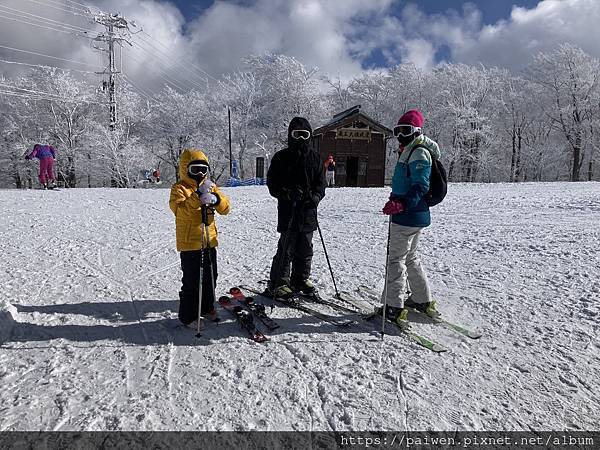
413, 134, 441, 160
179, 148, 209, 185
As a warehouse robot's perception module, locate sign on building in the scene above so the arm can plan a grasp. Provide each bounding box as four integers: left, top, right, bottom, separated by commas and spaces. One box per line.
335, 127, 372, 141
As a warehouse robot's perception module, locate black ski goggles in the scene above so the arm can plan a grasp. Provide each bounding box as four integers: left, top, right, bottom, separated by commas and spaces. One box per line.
291, 129, 311, 140
393, 124, 421, 138
187, 162, 209, 177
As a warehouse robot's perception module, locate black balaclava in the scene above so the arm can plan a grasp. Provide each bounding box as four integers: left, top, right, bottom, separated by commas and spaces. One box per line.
187, 159, 209, 184
287, 116, 313, 153
398, 131, 421, 148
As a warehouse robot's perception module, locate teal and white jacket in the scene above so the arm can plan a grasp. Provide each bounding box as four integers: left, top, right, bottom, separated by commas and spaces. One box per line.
390, 134, 441, 228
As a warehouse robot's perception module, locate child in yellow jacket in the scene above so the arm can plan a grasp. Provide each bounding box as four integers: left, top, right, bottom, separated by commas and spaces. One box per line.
169, 149, 230, 327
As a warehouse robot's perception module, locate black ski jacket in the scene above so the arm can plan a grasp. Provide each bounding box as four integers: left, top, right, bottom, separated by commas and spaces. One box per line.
267, 117, 326, 233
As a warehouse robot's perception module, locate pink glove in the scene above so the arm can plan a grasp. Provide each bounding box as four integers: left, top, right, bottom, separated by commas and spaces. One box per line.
382, 199, 404, 215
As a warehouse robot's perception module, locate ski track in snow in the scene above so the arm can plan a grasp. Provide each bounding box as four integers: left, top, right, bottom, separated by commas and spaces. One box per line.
0, 183, 599, 431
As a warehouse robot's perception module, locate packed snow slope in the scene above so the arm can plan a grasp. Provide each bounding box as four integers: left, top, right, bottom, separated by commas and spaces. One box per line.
0, 183, 599, 431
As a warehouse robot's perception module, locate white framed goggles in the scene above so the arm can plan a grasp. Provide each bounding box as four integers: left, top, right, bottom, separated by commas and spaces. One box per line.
291, 129, 311, 140
187, 163, 209, 177
393, 124, 421, 138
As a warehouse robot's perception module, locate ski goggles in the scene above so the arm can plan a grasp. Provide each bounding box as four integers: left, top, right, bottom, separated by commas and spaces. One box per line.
393, 124, 421, 138
187, 163, 209, 177
291, 129, 311, 140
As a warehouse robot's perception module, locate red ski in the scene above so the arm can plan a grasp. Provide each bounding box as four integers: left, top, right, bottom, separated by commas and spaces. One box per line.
218, 296, 268, 343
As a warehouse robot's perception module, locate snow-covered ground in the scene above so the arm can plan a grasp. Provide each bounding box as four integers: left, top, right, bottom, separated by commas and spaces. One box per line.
0, 182, 599, 431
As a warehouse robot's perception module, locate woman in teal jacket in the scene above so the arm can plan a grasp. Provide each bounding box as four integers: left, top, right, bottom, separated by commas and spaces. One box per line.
380, 109, 441, 328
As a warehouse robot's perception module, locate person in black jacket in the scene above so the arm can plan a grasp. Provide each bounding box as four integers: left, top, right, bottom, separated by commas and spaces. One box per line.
266, 117, 326, 297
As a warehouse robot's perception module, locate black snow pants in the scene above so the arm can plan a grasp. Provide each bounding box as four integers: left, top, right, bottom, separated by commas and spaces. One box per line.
269, 231, 314, 289
179, 248, 218, 324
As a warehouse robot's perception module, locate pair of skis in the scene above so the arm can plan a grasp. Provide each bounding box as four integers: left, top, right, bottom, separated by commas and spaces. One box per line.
240, 285, 356, 327
218, 287, 282, 343
355, 285, 482, 340
222, 284, 481, 353
241, 284, 447, 352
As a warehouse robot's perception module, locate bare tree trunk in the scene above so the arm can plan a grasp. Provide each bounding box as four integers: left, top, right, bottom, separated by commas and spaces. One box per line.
510, 124, 517, 182
515, 127, 522, 182
64, 155, 76, 187
572, 144, 581, 181
448, 158, 456, 181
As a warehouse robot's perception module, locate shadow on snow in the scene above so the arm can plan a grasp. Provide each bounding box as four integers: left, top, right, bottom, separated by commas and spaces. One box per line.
8, 299, 392, 347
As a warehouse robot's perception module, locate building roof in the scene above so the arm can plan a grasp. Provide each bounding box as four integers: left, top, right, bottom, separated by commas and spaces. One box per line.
313, 105, 393, 136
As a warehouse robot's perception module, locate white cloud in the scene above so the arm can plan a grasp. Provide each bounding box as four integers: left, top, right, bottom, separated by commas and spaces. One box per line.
426, 0, 600, 69
1, 0, 599, 90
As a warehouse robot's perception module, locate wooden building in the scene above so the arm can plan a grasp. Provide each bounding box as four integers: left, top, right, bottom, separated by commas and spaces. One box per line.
311, 105, 392, 187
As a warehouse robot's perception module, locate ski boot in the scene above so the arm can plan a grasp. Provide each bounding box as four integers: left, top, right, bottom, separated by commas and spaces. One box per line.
405, 297, 441, 320
204, 308, 220, 323
291, 279, 316, 296
374, 305, 410, 330
265, 284, 293, 299
184, 319, 204, 331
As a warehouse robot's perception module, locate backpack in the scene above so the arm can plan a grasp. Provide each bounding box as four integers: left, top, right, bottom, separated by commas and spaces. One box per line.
407, 145, 448, 207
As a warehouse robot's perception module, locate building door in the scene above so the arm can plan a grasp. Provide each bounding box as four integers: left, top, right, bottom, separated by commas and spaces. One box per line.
346, 156, 359, 187
255, 157, 265, 179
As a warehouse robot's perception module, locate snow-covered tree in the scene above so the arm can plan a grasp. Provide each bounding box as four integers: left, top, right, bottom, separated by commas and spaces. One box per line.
528, 44, 600, 181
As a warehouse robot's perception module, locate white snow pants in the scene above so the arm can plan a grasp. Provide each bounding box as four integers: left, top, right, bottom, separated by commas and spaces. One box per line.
326, 171, 335, 187
383, 223, 431, 308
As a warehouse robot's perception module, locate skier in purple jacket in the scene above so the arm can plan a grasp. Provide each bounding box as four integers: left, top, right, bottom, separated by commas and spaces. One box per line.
26, 144, 57, 189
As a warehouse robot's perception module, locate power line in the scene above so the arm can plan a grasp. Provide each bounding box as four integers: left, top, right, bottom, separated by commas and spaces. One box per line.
140, 30, 219, 83
135, 32, 211, 87
129, 41, 206, 92
0, 87, 105, 104
62, 0, 94, 12
0, 13, 94, 39
0, 57, 100, 75
124, 46, 190, 92
0, 3, 92, 33
22, 0, 90, 18
0, 44, 103, 69
121, 72, 156, 103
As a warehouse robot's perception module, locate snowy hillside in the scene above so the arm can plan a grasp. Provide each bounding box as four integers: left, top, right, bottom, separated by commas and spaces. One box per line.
0, 182, 599, 431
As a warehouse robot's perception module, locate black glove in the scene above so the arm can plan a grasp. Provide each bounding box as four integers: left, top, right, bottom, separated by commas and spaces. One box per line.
291, 187, 305, 203
280, 187, 304, 202
303, 191, 320, 208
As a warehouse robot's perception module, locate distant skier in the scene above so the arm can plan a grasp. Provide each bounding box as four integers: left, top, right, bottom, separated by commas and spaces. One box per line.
169, 149, 231, 328
266, 117, 326, 297
25, 144, 56, 189
379, 109, 441, 328
324, 154, 336, 187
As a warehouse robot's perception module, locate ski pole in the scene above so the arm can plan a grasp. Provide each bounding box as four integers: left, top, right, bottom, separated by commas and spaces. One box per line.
203, 205, 217, 319
196, 219, 205, 338
316, 223, 340, 298
381, 216, 392, 340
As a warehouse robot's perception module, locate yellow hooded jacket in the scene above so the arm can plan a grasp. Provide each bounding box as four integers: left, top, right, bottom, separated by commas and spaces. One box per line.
169, 149, 230, 251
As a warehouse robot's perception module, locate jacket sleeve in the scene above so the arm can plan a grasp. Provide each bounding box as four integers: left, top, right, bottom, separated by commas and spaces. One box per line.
211, 185, 231, 215
50, 146, 56, 159
169, 184, 201, 216
310, 156, 326, 206
400, 148, 431, 210
266, 153, 285, 199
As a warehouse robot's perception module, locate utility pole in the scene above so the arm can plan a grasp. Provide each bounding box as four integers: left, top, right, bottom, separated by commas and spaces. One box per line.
91, 12, 134, 129
228, 106, 233, 177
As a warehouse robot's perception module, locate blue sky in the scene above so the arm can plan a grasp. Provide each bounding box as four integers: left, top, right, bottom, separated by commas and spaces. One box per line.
164, 0, 546, 71
171, 0, 541, 26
